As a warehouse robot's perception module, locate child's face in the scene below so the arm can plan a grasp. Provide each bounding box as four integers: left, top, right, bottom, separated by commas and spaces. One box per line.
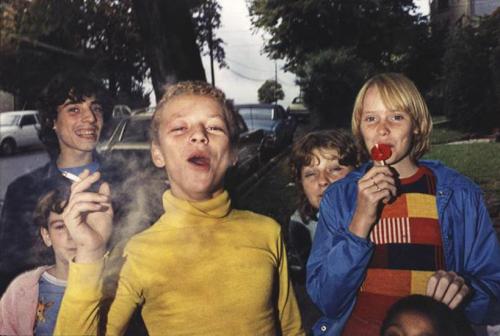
151, 94, 235, 201
54, 96, 104, 157
301, 148, 353, 209
41, 211, 77, 265
360, 86, 417, 171
383, 311, 437, 336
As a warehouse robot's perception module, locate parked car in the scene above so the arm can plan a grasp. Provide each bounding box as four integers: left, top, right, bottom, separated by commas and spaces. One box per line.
287, 96, 310, 121
97, 109, 268, 190
0, 110, 42, 155
236, 103, 297, 153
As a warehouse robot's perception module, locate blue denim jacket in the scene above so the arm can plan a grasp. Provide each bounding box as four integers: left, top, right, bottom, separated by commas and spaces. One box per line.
306, 160, 500, 335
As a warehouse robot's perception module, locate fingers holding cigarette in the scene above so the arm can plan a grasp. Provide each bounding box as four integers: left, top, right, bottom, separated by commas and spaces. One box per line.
61, 169, 113, 262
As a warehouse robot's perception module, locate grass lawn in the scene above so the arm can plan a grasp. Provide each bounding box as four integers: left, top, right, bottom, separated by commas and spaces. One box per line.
424, 142, 500, 201
430, 127, 466, 144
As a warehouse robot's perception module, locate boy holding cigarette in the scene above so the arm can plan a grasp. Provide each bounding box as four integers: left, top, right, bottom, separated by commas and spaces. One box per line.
306, 73, 500, 335
0, 72, 113, 295
54, 81, 304, 335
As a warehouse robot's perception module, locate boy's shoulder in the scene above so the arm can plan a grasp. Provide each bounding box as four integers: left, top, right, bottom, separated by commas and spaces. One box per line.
6, 162, 52, 193
420, 160, 482, 193
4, 266, 51, 294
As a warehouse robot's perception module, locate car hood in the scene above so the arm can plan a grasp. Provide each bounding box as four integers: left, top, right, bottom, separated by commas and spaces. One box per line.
0, 125, 17, 132
245, 119, 277, 132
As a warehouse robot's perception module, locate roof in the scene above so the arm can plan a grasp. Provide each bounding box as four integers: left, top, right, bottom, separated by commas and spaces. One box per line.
0, 110, 38, 116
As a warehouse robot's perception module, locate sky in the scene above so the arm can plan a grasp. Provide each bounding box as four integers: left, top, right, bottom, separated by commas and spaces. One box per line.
152, 1, 431, 108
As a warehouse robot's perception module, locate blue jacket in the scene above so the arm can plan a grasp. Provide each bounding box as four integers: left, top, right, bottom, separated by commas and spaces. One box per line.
306, 160, 500, 335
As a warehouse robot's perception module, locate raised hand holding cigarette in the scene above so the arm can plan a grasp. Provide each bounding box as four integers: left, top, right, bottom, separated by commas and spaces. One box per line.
62, 169, 113, 263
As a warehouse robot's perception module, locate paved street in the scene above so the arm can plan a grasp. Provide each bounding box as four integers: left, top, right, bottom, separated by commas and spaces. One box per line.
0, 148, 49, 204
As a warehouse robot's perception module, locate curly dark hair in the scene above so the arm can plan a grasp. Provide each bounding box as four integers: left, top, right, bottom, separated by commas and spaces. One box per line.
380, 295, 474, 336
37, 71, 113, 158
290, 130, 358, 222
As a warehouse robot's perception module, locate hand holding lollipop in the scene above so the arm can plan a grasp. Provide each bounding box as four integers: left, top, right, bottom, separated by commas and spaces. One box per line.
371, 143, 392, 165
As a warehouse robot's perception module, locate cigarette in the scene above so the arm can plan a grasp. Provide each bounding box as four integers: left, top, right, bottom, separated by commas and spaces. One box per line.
61, 171, 81, 182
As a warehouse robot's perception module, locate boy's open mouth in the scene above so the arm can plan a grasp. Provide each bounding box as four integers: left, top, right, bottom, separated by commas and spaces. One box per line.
188, 154, 211, 169
75, 127, 98, 140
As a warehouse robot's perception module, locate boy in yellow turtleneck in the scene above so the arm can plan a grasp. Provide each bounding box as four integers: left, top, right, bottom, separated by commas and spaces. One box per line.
54, 81, 304, 335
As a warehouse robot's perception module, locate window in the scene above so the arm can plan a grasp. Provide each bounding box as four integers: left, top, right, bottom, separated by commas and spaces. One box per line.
20, 114, 37, 126
121, 119, 152, 142
251, 108, 273, 120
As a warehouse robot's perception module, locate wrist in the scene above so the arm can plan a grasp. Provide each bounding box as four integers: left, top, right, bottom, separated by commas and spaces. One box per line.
349, 212, 377, 239
75, 247, 106, 263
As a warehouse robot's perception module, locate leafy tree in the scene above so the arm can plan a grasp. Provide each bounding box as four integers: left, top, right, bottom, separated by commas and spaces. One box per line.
258, 79, 284, 103
0, 0, 225, 108
191, 0, 226, 68
0, 0, 149, 109
248, 0, 424, 72
298, 48, 372, 127
247, 0, 433, 127
442, 10, 500, 132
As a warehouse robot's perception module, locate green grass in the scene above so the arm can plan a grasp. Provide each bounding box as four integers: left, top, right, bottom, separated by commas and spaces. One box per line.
430, 127, 466, 144
424, 143, 500, 199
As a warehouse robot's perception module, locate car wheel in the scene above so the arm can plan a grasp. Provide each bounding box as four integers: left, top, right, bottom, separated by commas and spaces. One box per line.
0, 138, 16, 155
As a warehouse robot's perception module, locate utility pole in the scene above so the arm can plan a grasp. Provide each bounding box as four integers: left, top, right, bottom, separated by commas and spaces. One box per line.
274, 61, 277, 105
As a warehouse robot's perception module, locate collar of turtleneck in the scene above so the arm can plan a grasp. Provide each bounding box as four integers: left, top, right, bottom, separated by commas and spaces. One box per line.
161, 190, 232, 225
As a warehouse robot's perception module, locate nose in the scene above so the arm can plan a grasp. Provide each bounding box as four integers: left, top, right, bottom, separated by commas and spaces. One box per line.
318, 171, 330, 187
81, 104, 97, 123
189, 125, 208, 144
376, 119, 390, 136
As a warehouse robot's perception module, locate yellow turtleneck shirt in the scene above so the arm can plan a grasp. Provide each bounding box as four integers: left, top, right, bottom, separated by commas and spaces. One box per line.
55, 190, 304, 335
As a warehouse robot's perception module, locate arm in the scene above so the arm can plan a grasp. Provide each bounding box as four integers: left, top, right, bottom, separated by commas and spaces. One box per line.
306, 165, 397, 319
458, 190, 500, 324
306, 190, 374, 318
55, 170, 137, 335
0, 284, 18, 335
55, 249, 143, 335
276, 228, 305, 336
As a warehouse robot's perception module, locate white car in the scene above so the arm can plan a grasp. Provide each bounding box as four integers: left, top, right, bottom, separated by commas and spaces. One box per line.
287, 96, 310, 121
0, 110, 42, 155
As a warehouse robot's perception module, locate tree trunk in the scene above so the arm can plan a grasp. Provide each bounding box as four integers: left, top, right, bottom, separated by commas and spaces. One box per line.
131, 0, 206, 100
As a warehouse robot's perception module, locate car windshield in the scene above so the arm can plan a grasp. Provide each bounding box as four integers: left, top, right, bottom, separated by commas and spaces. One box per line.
0, 114, 18, 126
239, 107, 273, 121
121, 118, 152, 142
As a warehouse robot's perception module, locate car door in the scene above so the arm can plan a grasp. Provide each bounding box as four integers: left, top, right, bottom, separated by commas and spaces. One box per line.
18, 113, 41, 147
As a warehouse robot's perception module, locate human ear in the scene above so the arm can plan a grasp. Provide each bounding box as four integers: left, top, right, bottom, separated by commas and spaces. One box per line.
40, 227, 52, 247
151, 141, 166, 168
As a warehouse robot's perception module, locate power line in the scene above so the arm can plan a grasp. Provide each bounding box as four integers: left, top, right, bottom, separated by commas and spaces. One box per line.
225, 57, 273, 72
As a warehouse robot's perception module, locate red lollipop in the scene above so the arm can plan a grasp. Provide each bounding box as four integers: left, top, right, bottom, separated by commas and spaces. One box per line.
371, 143, 392, 164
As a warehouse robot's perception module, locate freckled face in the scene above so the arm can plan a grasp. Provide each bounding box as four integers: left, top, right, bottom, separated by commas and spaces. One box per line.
151, 94, 235, 201
360, 86, 417, 174
53, 96, 104, 156
301, 148, 353, 209
41, 212, 77, 265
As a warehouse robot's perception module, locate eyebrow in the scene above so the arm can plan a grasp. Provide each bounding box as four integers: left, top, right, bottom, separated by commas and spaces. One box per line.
48, 219, 64, 227
61, 97, 101, 108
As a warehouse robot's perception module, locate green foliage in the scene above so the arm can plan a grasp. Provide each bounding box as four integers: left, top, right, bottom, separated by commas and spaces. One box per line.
442, 12, 500, 132
190, 0, 226, 68
424, 143, 500, 200
247, 0, 433, 127
0, 0, 224, 109
297, 48, 372, 127
258, 79, 284, 103
0, 0, 149, 109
